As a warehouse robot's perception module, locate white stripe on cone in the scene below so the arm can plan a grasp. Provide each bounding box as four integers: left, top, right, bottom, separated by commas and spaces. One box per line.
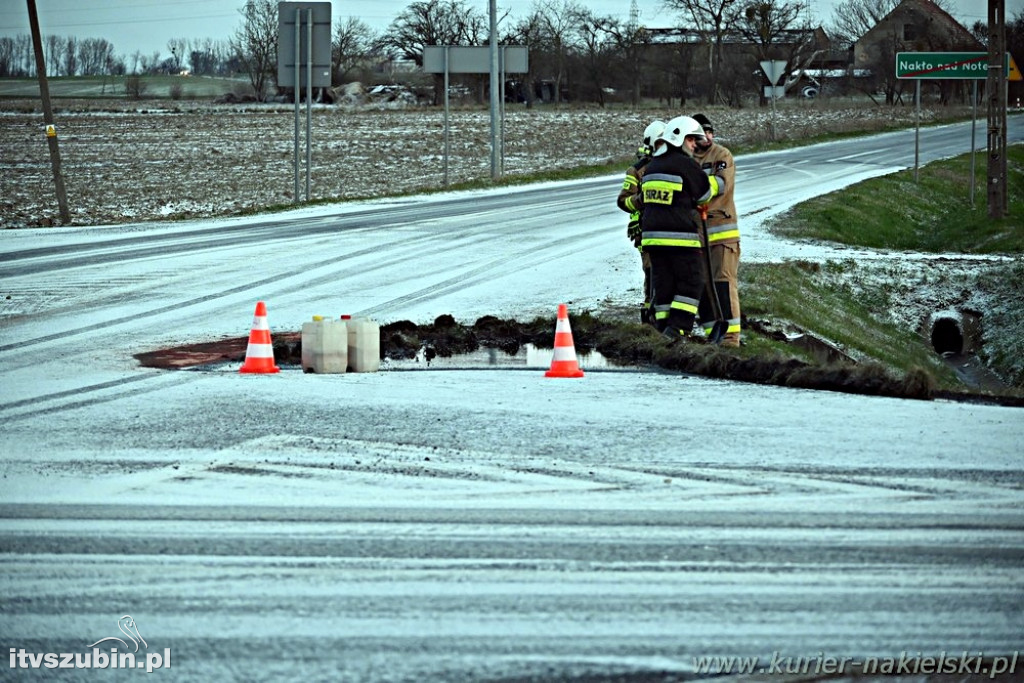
245, 343, 275, 358
552, 346, 577, 361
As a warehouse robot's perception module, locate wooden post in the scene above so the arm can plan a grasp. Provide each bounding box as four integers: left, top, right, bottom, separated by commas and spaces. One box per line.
26, 0, 70, 225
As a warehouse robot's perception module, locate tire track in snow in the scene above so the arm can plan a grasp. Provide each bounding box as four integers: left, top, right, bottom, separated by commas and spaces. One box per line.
0, 183, 616, 355
0, 184, 618, 418
0, 371, 199, 421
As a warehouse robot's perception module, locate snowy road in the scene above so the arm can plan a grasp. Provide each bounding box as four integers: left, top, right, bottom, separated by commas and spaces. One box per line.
1, 119, 1023, 681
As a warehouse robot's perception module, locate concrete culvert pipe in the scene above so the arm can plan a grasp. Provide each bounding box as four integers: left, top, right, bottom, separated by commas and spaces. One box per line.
930, 314, 964, 355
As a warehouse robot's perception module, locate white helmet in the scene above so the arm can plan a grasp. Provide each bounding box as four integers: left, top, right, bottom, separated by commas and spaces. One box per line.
642, 119, 666, 148
653, 115, 706, 155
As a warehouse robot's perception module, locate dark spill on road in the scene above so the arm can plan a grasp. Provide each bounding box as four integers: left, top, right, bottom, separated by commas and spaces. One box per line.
133, 312, 1023, 406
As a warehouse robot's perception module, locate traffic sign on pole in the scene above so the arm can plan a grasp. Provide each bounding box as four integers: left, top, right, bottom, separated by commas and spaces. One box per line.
759, 60, 787, 85
896, 52, 1009, 79
277, 1, 332, 88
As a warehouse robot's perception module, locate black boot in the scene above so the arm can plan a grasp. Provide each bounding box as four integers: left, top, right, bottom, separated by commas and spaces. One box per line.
661, 326, 682, 345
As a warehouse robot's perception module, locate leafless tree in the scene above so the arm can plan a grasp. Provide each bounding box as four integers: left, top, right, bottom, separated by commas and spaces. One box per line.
230, 0, 279, 101
187, 39, 226, 76
125, 74, 148, 99
0, 36, 33, 77
735, 0, 822, 101
663, 0, 743, 104
0, 38, 13, 77
62, 36, 79, 76
167, 38, 187, 72
138, 51, 161, 74
600, 13, 654, 105
333, 16, 377, 84
377, 1, 489, 104
44, 34, 62, 76
649, 35, 702, 106
1010, 9, 1024, 59
378, 0, 488, 66
573, 10, 620, 106
828, 0, 899, 48
533, 0, 588, 104
77, 38, 114, 76
504, 10, 546, 106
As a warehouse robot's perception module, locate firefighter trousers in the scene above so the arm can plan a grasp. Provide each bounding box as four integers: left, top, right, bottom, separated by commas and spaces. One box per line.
697, 242, 741, 346
647, 246, 705, 335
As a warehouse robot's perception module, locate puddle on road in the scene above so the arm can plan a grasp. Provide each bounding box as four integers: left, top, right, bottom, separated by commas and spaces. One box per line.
385, 343, 629, 371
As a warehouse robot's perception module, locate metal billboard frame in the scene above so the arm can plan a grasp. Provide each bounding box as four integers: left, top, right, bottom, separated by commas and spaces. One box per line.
423, 46, 529, 185
277, 2, 331, 203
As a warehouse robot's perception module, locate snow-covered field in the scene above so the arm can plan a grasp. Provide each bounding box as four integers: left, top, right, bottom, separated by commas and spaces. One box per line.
0, 99, 970, 230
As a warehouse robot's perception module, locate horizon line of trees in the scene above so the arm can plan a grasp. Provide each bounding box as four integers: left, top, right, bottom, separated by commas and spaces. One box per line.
1, 0, 1020, 107
0, 33, 240, 79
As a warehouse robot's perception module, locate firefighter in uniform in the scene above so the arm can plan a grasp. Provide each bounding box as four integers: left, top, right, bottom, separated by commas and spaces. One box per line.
691, 113, 742, 347
617, 119, 665, 325
640, 115, 725, 343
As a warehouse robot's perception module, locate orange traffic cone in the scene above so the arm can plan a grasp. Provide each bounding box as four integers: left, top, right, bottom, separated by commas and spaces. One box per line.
239, 300, 280, 374
545, 303, 585, 378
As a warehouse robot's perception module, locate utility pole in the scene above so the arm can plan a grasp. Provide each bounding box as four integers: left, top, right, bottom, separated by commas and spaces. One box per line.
26, 0, 70, 225
987, 0, 1007, 219
489, 0, 500, 181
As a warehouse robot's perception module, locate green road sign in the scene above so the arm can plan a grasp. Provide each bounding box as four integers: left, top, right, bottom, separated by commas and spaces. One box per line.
896, 52, 1009, 79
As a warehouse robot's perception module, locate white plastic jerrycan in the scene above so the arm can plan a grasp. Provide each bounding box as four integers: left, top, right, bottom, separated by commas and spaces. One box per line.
301, 315, 348, 373
342, 315, 380, 373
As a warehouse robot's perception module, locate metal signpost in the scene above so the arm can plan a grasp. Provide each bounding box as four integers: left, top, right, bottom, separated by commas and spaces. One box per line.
277, 1, 331, 203
422, 46, 529, 186
897, 51, 1011, 203
759, 60, 787, 141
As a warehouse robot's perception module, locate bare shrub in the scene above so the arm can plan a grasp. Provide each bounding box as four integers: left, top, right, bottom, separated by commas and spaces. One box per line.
125, 75, 147, 100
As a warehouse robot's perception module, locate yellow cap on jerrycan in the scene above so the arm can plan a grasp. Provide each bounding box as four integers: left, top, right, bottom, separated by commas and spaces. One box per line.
301, 315, 348, 373
342, 315, 380, 373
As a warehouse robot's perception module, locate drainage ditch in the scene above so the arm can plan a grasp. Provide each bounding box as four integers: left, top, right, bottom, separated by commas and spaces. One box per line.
132, 313, 1021, 406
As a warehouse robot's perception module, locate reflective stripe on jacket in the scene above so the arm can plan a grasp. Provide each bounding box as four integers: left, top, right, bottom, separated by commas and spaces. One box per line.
617, 157, 649, 230
639, 147, 715, 250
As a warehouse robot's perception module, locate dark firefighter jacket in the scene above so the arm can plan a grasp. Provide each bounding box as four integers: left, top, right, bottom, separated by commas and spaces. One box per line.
639, 147, 722, 250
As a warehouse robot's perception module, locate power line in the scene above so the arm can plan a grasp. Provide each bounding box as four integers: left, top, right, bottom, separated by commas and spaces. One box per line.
0, 12, 239, 33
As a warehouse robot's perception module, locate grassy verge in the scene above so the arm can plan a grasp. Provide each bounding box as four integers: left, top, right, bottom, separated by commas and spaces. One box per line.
746, 145, 1024, 393
0, 75, 248, 100
741, 260, 960, 385
772, 146, 1024, 252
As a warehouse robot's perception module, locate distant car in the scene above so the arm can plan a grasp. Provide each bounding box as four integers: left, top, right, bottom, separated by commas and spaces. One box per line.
785, 71, 822, 98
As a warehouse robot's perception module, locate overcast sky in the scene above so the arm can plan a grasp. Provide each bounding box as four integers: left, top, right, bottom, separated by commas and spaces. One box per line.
0, 0, 1009, 62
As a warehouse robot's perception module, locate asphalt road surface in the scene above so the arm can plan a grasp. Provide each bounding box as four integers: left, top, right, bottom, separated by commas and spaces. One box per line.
2, 119, 1023, 682
3, 499, 1023, 681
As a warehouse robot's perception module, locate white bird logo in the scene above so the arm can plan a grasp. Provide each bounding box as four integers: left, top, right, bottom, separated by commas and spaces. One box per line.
88, 615, 147, 653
